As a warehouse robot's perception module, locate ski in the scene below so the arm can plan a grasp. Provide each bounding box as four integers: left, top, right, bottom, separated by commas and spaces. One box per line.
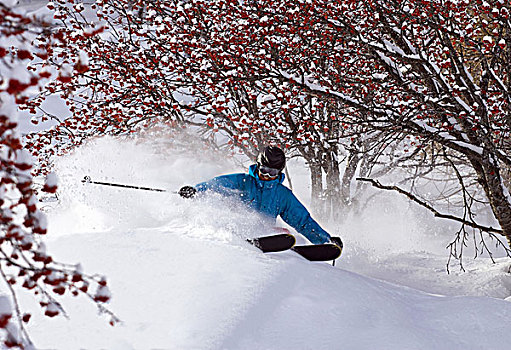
248, 229, 342, 263
247, 233, 296, 253
292, 244, 342, 262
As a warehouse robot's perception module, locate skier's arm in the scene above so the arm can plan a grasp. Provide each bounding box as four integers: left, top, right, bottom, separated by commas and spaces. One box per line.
279, 190, 331, 244
194, 173, 246, 197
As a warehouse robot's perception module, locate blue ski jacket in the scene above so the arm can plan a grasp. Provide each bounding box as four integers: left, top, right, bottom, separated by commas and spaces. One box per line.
195, 164, 331, 244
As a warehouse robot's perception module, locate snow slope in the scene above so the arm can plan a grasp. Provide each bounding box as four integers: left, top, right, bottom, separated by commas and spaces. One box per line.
23, 133, 511, 349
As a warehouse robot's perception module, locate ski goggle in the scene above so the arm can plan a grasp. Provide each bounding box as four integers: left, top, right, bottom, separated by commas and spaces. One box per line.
258, 165, 281, 177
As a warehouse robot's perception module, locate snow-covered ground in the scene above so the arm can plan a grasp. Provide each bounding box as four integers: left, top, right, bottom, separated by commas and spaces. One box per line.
21, 132, 511, 349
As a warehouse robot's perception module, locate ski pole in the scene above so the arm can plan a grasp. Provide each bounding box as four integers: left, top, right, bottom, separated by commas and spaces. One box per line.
82, 176, 173, 193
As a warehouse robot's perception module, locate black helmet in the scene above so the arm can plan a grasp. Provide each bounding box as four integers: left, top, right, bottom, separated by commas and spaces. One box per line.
257, 146, 286, 171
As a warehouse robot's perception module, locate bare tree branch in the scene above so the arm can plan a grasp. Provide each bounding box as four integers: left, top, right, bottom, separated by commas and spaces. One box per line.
357, 177, 504, 235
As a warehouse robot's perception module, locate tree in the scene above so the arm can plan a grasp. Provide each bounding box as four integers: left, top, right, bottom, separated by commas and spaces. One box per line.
312, 0, 511, 253
1, 2, 116, 347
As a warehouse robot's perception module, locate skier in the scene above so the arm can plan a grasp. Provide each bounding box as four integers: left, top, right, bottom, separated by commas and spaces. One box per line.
179, 146, 343, 248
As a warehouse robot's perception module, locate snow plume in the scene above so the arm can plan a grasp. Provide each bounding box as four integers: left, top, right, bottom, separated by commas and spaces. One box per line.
49, 132, 259, 238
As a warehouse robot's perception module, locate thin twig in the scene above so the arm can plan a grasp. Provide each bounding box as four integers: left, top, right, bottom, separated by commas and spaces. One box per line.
0, 263, 33, 347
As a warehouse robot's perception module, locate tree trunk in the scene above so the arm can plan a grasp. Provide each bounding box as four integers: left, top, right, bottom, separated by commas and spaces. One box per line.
471, 153, 511, 247
325, 150, 342, 221
309, 162, 324, 218
341, 150, 361, 208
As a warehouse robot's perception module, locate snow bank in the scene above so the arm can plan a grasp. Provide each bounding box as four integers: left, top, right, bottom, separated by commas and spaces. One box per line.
28, 224, 511, 350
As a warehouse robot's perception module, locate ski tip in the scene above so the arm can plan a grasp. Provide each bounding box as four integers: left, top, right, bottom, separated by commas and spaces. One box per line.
292, 243, 342, 262
249, 233, 296, 253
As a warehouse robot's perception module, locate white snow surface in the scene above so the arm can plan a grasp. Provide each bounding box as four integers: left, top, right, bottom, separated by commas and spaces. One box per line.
22, 133, 511, 349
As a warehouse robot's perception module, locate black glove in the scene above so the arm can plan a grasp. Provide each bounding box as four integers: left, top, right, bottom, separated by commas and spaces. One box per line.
330, 236, 343, 250
179, 186, 197, 199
